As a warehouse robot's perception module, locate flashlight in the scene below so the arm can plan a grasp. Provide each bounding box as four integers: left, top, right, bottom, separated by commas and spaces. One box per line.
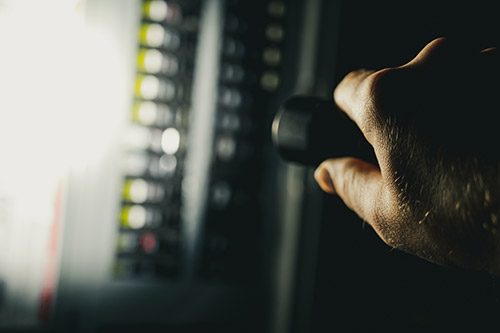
271, 95, 374, 166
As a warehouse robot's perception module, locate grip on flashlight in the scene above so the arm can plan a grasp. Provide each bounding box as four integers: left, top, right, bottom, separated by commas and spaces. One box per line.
271, 95, 374, 166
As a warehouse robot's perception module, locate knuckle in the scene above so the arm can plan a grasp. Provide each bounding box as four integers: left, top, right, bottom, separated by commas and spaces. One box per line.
360, 67, 414, 141
365, 68, 400, 105
366, 67, 413, 115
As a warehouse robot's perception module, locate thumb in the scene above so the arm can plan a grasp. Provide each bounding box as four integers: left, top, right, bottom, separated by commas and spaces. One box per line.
314, 157, 384, 224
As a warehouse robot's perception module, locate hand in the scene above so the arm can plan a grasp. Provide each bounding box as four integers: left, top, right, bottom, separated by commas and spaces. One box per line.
314, 37, 500, 275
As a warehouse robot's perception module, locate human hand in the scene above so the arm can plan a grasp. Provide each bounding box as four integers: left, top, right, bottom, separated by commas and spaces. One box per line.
314, 37, 500, 275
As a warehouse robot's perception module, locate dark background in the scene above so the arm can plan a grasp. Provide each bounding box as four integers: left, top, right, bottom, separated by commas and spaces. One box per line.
304, 1, 500, 331
4, 2, 497, 332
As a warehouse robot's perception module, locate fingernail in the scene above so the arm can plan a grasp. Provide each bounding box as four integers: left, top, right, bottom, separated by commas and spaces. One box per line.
314, 166, 336, 195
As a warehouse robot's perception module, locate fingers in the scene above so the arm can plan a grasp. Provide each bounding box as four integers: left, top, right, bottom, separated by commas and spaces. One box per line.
333, 69, 376, 138
314, 157, 385, 225
327, 36, 500, 223
333, 69, 374, 116
332, 37, 451, 135
332, 37, 495, 145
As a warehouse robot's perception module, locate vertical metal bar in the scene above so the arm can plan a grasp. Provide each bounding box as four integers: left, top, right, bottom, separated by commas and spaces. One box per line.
181, 0, 224, 278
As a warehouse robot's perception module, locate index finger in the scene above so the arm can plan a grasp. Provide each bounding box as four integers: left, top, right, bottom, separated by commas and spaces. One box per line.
333, 68, 381, 144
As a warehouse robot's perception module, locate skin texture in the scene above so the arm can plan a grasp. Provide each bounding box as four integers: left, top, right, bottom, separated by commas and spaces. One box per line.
314, 38, 500, 276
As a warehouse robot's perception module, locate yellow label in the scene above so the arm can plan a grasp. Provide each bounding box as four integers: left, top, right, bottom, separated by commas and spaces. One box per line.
142, 1, 152, 18
139, 24, 150, 45
122, 180, 133, 202
134, 75, 144, 97
137, 49, 147, 72
120, 206, 130, 228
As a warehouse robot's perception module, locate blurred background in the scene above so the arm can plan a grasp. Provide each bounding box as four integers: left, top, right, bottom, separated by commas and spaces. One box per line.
0, 0, 499, 332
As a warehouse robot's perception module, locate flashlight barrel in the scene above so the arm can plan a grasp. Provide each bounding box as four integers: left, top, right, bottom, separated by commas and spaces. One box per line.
271, 95, 374, 166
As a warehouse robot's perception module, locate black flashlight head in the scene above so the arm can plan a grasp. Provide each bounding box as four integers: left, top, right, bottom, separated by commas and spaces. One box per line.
272, 95, 373, 166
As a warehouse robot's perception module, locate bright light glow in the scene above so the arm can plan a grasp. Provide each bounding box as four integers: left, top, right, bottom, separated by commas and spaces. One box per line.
161, 127, 180, 155
126, 205, 147, 229
127, 179, 149, 204
142, 48, 163, 73
0, 0, 85, 177
139, 75, 160, 99
147, 1, 168, 21
0, 0, 147, 326
136, 101, 158, 125
0, 0, 118, 326
143, 23, 164, 47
